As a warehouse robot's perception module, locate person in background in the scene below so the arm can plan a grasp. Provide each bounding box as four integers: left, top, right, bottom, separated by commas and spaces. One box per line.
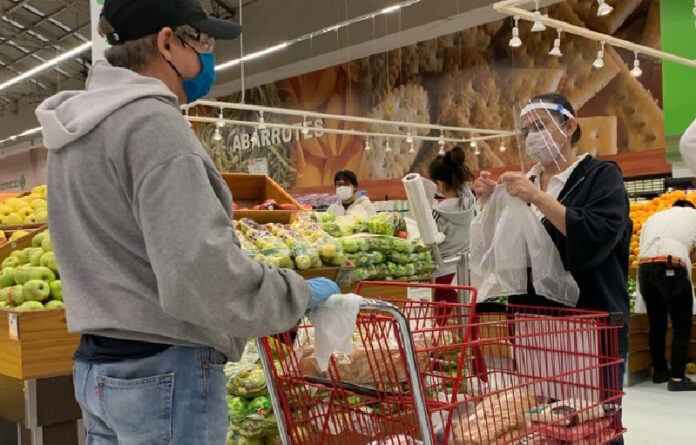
428, 146, 475, 303
327, 170, 376, 218
638, 199, 696, 391
474, 93, 631, 444
35, 0, 338, 443
679, 116, 696, 173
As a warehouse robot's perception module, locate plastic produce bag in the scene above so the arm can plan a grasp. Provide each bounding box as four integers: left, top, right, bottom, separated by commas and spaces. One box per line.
308, 293, 362, 372
225, 362, 269, 398
470, 187, 579, 306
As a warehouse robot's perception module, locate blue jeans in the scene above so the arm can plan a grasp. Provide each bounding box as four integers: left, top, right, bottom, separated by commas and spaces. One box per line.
74, 346, 228, 445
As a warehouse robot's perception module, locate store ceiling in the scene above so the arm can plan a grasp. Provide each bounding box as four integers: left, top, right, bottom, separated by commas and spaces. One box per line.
0, 0, 562, 139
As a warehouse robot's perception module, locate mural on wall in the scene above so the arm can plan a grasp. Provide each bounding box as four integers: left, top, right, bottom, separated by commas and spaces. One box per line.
197, 0, 664, 188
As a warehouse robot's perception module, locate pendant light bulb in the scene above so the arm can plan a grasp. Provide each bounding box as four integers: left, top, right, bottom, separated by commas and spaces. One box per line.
438, 146, 445, 156
216, 109, 225, 128
500, 142, 507, 153
213, 127, 222, 142
409, 140, 415, 154
251, 131, 259, 146
509, 16, 522, 48
406, 128, 413, 144
531, 3, 546, 33
438, 131, 445, 148
549, 30, 562, 57
364, 138, 371, 151
630, 52, 643, 78
385, 139, 392, 153
470, 140, 478, 148
593, 42, 605, 69
474, 146, 481, 156
258, 111, 267, 130
597, 0, 614, 17
301, 117, 310, 136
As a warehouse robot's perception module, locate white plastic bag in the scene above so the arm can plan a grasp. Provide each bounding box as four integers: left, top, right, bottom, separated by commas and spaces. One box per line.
470, 187, 579, 306
309, 293, 362, 372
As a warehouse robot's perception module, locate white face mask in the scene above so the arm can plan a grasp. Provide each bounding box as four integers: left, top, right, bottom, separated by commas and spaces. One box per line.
525, 130, 562, 166
336, 186, 353, 201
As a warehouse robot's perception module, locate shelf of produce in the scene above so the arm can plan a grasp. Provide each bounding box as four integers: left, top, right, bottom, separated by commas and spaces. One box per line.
0, 224, 47, 254
222, 173, 302, 224
295, 262, 356, 287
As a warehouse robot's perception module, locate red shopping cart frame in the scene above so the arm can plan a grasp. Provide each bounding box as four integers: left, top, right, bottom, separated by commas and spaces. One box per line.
258, 282, 625, 445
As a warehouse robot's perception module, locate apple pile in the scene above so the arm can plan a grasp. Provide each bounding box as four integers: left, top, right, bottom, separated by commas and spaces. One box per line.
0, 185, 48, 226
235, 218, 346, 270
0, 230, 63, 311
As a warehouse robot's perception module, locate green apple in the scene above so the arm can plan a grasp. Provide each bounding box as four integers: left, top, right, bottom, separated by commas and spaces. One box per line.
13, 267, 55, 285
2, 256, 22, 269
28, 248, 44, 266
44, 300, 64, 309
40, 252, 58, 273
2, 213, 23, 225
41, 236, 53, 253
33, 210, 48, 223
49, 280, 62, 301
32, 232, 47, 248
0, 273, 14, 289
23, 280, 51, 302
16, 301, 44, 311
0, 285, 24, 305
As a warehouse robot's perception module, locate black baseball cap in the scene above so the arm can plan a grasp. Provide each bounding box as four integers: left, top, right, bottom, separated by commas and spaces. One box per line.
102, 0, 241, 45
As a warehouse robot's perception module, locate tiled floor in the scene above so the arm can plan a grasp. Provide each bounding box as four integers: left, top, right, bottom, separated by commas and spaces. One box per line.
623, 379, 696, 444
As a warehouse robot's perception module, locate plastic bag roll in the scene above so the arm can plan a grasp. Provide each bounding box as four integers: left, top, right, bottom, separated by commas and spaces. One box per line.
402, 173, 439, 246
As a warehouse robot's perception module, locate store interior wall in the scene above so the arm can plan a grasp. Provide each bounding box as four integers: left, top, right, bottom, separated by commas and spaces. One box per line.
0, 147, 47, 193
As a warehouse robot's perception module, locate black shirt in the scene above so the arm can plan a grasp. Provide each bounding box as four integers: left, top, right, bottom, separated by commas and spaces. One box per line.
536, 156, 632, 321
74, 334, 171, 363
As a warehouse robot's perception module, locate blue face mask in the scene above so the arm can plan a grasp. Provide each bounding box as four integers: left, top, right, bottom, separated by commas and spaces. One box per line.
166, 40, 216, 103
182, 52, 216, 103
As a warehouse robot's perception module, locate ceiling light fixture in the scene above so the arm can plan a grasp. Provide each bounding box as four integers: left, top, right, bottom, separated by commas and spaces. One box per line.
364, 137, 371, 151
593, 41, 606, 69
385, 139, 392, 153
258, 111, 267, 130
216, 109, 225, 128
213, 128, 223, 141
0, 41, 91, 93
630, 51, 643, 78
301, 117, 310, 136
409, 141, 415, 154
406, 128, 413, 144
438, 131, 446, 155
597, 0, 614, 17
381, 5, 401, 14
474, 145, 481, 156
470, 140, 478, 148
549, 29, 563, 57
531, 1, 546, 33
500, 141, 507, 153
509, 16, 522, 48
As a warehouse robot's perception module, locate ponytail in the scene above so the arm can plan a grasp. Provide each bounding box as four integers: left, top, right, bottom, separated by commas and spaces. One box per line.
429, 146, 473, 192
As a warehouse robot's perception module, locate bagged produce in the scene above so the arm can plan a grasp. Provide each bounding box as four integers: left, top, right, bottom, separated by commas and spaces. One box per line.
225, 362, 269, 398
311, 212, 335, 223
346, 251, 385, 267
228, 396, 249, 422
366, 212, 401, 236
313, 236, 346, 266
252, 249, 294, 269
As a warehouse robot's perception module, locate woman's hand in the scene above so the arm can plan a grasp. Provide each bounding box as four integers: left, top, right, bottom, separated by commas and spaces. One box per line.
499, 172, 542, 204
473, 171, 497, 205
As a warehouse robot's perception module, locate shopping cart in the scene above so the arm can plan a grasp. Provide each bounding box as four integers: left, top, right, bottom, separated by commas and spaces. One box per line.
258, 282, 625, 445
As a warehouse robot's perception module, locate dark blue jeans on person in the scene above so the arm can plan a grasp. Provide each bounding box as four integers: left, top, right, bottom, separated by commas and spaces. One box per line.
73, 346, 228, 444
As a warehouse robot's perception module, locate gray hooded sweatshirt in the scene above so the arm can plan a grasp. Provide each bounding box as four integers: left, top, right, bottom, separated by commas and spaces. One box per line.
35, 62, 309, 360
431, 186, 475, 277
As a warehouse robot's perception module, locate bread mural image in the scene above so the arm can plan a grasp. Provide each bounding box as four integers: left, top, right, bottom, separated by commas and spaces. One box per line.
199, 0, 664, 187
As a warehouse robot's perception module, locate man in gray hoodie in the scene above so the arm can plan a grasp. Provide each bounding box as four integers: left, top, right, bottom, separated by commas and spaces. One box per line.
35, 0, 338, 443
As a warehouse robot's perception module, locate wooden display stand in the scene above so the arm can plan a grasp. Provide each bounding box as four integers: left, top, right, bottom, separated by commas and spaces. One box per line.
0, 226, 83, 445
626, 266, 696, 386
222, 173, 302, 224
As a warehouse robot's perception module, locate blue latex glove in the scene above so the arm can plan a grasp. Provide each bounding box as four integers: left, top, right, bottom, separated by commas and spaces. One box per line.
306, 277, 340, 310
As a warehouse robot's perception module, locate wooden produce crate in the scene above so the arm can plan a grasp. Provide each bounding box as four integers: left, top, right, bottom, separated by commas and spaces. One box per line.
0, 309, 79, 380
295, 261, 356, 288
0, 224, 78, 380
221, 173, 302, 224
0, 192, 47, 233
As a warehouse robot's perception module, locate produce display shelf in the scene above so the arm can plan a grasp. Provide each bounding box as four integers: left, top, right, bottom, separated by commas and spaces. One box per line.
222, 173, 302, 224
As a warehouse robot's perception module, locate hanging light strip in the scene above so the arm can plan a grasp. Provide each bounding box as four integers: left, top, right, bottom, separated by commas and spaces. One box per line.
494, 0, 696, 69
188, 100, 516, 137
186, 115, 509, 145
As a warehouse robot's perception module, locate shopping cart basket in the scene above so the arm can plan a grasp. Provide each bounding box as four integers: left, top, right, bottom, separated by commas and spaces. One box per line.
257, 282, 625, 445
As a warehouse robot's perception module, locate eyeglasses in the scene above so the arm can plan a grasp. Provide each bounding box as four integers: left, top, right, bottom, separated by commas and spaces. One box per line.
178, 30, 215, 52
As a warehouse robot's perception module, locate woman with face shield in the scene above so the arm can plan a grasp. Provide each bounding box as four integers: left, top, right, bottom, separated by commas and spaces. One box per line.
327, 170, 376, 218
473, 93, 632, 444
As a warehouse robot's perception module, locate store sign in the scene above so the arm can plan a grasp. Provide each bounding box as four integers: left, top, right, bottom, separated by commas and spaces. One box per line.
230, 119, 324, 153
247, 158, 269, 175
0, 175, 26, 192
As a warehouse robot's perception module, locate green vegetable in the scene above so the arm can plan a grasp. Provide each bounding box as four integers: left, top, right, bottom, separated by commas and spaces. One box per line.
228, 396, 248, 422
247, 396, 273, 416
226, 365, 269, 398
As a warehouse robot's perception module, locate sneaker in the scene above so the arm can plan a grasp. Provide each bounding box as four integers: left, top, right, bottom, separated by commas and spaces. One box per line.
652, 371, 670, 383
667, 377, 696, 392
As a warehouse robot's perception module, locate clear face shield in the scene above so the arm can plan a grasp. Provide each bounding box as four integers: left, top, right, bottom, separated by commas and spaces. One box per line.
513, 98, 576, 171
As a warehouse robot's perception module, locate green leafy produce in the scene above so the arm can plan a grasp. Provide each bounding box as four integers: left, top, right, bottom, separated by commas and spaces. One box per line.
226, 364, 269, 398
366, 213, 401, 236
247, 396, 272, 416
228, 396, 248, 422
311, 212, 335, 223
